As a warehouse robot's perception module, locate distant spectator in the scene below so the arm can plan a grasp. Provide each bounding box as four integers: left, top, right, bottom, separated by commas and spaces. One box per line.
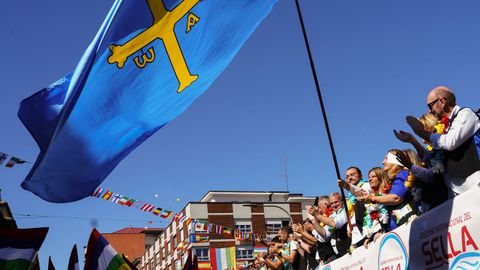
265, 227, 298, 270
309, 193, 351, 257
292, 220, 319, 270
305, 196, 335, 265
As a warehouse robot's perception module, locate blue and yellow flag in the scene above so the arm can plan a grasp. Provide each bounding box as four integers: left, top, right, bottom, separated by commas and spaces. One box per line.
18, 0, 277, 202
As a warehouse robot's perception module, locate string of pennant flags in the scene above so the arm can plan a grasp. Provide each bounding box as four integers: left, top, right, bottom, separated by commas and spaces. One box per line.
0, 152, 28, 168
1, 149, 266, 243
173, 231, 257, 255
0, 153, 277, 243
91, 187, 259, 241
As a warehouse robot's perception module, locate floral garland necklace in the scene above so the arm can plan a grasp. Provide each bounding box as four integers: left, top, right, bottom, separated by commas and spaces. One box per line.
425, 116, 448, 174
426, 116, 449, 150
382, 182, 392, 194
363, 188, 389, 238
405, 172, 416, 189
319, 207, 334, 227
324, 207, 334, 217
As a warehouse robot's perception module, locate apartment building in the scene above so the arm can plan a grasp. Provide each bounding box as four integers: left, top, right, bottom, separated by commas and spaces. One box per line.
140, 191, 314, 270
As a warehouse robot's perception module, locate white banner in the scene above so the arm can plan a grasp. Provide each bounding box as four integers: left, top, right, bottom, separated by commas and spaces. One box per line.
322, 185, 480, 270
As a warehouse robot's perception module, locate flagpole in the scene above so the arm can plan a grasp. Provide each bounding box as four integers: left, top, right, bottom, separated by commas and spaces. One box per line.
294, 0, 351, 229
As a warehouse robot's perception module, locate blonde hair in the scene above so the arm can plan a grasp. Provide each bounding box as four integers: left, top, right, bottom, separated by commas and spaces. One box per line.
368, 167, 389, 191
418, 113, 439, 133
403, 149, 421, 166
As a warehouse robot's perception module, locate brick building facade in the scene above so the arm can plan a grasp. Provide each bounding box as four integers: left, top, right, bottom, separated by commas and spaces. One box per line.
104, 227, 164, 266
140, 191, 314, 270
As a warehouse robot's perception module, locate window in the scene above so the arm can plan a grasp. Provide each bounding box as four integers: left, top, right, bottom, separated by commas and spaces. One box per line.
235, 220, 252, 233
265, 220, 282, 232
156, 253, 160, 266
150, 260, 155, 270
193, 247, 210, 262
236, 247, 254, 260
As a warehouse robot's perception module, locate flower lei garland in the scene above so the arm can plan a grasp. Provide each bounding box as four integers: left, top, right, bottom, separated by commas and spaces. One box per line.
382, 183, 392, 194
362, 199, 389, 238
425, 116, 448, 174
426, 116, 449, 150
324, 207, 334, 217
405, 173, 415, 188
321, 208, 338, 236
319, 207, 334, 228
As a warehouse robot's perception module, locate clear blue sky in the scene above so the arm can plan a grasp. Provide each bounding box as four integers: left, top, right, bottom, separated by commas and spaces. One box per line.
1, 0, 479, 268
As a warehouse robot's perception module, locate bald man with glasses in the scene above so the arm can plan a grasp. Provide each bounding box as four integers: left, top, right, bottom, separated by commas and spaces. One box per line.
407, 86, 480, 197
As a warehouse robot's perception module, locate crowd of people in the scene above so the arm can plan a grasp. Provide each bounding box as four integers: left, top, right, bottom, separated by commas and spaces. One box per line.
248, 86, 480, 270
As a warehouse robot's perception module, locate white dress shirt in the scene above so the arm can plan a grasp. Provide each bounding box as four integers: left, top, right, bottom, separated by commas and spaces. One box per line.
430, 105, 480, 196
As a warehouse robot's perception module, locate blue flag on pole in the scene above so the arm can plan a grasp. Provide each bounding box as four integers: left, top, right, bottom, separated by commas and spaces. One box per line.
18, 0, 277, 202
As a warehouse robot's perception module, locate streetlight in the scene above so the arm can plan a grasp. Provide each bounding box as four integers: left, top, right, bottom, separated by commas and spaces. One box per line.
242, 204, 293, 226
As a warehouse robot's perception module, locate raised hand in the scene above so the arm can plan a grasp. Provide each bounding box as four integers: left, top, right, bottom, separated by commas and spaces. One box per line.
337, 179, 349, 190
357, 193, 374, 203
393, 129, 414, 143
305, 205, 316, 214
396, 150, 413, 169
406, 116, 429, 140
354, 189, 368, 198
292, 223, 304, 233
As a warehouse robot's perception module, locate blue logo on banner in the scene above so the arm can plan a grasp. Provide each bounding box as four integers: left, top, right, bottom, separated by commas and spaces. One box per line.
449, 252, 480, 270
378, 232, 408, 269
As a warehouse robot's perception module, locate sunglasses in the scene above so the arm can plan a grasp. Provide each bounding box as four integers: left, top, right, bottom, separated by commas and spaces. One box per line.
427, 98, 441, 111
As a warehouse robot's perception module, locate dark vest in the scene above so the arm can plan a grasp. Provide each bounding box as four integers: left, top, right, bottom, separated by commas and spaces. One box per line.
316, 241, 335, 262
444, 108, 480, 180
291, 251, 306, 270
304, 246, 319, 270
354, 202, 366, 235
332, 222, 352, 257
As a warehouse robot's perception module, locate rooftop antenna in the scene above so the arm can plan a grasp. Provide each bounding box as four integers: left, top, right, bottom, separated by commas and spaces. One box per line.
169, 179, 172, 210
284, 157, 289, 201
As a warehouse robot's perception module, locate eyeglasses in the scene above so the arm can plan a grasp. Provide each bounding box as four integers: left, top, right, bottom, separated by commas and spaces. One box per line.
346, 172, 359, 177
427, 98, 441, 111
